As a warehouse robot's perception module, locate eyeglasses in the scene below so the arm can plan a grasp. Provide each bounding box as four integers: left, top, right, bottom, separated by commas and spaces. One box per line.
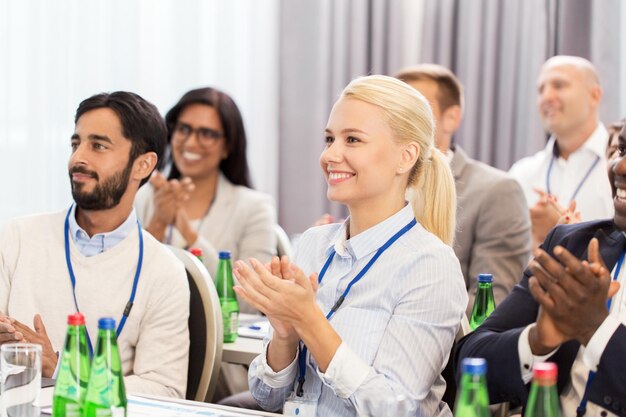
172, 122, 224, 145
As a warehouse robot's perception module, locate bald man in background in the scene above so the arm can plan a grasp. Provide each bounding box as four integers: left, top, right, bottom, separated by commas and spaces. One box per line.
509, 55, 614, 248
395, 65, 531, 314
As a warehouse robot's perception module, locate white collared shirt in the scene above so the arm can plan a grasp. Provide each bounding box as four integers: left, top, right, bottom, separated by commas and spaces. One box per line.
248, 204, 468, 417
509, 124, 613, 222
67, 204, 138, 257
518, 251, 626, 416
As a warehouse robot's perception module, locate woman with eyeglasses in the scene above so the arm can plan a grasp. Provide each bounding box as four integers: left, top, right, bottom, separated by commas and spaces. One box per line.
135, 87, 277, 288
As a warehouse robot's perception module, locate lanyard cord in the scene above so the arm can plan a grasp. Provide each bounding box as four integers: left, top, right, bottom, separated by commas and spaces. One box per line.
295, 218, 417, 396
166, 220, 207, 246
575, 250, 624, 417
607, 251, 624, 312
546, 154, 600, 203
64, 205, 144, 356
165, 194, 215, 246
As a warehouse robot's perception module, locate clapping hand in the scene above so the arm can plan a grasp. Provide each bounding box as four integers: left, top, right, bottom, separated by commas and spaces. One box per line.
234, 256, 320, 371
528, 238, 620, 350
530, 189, 567, 247
556, 200, 581, 225
146, 171, 194, 241
313, 213, 343, 227
260, 257, 298, 342
233, 256, 319, 336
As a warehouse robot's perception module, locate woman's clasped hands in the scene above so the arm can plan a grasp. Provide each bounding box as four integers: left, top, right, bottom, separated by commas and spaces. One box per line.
233, 256, 319, 340
150, 171, 195, 224
147, 170, 200, 244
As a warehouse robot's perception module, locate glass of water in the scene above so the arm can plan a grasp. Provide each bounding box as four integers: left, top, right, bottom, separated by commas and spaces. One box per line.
1, 343, 42, 417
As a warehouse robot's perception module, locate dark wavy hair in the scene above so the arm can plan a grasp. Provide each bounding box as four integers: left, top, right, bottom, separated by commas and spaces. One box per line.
74, 91, 167, 187
164, 87, 252, 188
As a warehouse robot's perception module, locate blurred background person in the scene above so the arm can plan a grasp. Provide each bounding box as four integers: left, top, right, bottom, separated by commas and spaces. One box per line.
135, 87, 277, 286
509, 56, 613, 248
395, 64, 530, 313
530, 117, 626, 244
135, 87, 278, 400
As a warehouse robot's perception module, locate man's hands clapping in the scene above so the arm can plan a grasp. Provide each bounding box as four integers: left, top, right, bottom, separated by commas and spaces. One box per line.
528, 238, 620, 354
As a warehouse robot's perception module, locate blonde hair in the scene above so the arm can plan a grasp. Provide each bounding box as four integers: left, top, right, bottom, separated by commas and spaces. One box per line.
341, 75, 456, 245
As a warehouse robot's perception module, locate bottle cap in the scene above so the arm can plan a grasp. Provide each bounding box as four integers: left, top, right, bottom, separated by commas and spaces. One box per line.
478, 274, 493, 283
67, 312, 86, 325
532, 362, 557, 381
219, 251, 232, 260
189, 247, 203, 258
98, 317, 116, 330
461, 357, 487, 375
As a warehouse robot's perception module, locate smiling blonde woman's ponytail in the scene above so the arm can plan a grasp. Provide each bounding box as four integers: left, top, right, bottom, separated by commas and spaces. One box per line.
407, 147, 456, 245
341, 75, 456, 245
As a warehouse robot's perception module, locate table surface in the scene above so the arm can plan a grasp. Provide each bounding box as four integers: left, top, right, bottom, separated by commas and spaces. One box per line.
221, 314, 266, 366
132, 393, 282, 416
222, 336, 264, 366
39, 389, 282, 417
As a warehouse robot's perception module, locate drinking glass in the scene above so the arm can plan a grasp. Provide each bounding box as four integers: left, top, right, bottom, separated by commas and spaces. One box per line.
1, 343, 42, 417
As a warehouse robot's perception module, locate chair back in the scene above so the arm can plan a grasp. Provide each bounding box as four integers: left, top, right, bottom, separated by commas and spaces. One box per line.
441, 314, 470, 410
275, 224, 295, 258
167, 245, 223, 402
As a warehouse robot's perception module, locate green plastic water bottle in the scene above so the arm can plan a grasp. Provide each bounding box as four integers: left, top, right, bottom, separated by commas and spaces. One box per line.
469, 273, 496, 330
52, 313, 91, 417
524, 362, 561, 417
453, 358, 490, 417
83, 318, 127, 417
215, 251, 239, 343
189, 247, 203, 263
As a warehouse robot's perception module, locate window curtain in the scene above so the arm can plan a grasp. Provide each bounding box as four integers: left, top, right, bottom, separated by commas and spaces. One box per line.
277, 0, 426, 234
277, 0, 626, 235
419, 0, 624, 170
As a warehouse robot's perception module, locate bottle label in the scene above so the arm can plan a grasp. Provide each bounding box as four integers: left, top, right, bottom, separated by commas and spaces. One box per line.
223, 311, 239, 335
92, 406, 126, 417
64, 403, 81, 417
221, 303, 239, 339
229, 311, 239, 334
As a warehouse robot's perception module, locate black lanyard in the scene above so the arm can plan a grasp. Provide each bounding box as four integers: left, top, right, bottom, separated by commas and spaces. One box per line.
545, 154, 600, 203
295, 218, 417, 397
64, 205, 144, 356
576, 251, 624, 417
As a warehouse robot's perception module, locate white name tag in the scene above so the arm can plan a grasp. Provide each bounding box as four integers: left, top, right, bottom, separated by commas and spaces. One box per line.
284, 393, 317, 417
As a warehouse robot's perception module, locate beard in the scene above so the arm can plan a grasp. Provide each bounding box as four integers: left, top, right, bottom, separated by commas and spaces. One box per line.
69, 161, 133, 211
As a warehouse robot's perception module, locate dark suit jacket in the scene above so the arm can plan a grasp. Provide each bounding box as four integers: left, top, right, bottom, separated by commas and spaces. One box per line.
455, 220, 626, 415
